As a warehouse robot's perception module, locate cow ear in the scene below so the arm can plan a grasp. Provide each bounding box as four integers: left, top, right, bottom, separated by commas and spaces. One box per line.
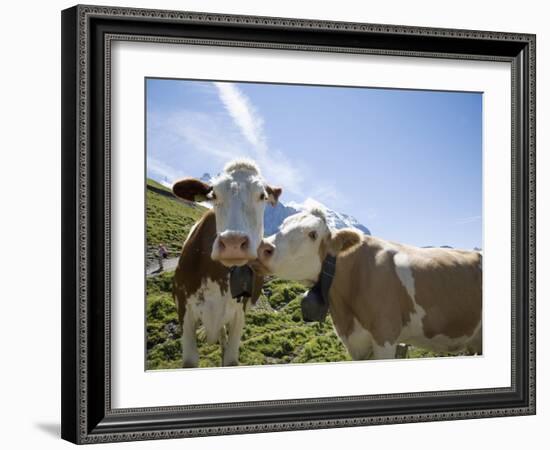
172, 178, 212, 202
329, 229, 362, 255
266, 186, 282, 206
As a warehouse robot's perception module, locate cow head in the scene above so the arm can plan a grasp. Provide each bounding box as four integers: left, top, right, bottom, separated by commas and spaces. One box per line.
255, 209, 362, 284
172, 159, 282, 267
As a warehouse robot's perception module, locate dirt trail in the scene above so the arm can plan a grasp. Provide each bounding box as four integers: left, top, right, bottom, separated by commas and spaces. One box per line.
147, 257, 179, 276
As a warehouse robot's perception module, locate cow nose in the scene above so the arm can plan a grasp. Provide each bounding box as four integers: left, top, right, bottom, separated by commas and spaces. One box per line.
213, 231, 258, 265
219, 233, 249, 252
259, 242, 275, 260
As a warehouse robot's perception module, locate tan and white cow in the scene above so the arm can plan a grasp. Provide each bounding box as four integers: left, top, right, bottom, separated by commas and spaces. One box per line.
255, 209, 482, 360
172, 160, 281, 367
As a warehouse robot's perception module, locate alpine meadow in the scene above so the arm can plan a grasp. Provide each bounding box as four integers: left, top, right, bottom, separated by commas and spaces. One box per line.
146, 179, 459, 370
145, 78, 482, 369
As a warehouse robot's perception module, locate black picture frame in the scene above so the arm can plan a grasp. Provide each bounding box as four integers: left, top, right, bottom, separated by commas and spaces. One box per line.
61, 4, 536, 444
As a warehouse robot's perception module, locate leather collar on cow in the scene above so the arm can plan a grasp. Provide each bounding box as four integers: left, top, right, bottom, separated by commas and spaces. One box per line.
301, 255, 337, 323
229, 265, 255, 302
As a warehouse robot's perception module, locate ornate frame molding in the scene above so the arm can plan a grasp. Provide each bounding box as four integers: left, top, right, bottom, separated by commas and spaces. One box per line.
61, 5, 536, 444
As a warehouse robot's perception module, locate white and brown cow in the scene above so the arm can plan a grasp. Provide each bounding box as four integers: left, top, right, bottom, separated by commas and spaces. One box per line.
171, 160, 281, 367
255, 209, 482, 360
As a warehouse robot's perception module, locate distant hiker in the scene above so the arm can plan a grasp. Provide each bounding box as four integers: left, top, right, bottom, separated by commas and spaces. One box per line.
158, 244, 168, 271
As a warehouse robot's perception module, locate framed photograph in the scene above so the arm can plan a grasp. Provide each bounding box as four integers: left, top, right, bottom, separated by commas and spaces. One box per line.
61, 5, 536, 444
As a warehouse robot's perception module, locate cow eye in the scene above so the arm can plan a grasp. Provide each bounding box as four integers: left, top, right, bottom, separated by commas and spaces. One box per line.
308, 231, 317, 241
207, 191, 217, 200
259, 192, 266, 201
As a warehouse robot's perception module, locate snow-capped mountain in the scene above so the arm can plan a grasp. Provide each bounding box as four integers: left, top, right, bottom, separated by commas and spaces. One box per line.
189, 173, 370, 236
265, 198, 370, 236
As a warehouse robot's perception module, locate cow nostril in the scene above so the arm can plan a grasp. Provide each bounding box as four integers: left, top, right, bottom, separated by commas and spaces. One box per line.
218, 233, 249, 254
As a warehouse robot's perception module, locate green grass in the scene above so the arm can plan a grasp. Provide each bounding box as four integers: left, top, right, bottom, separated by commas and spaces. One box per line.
145, 270, 447, 369
146, 178, 207, 256
146, 275, 352, 370
144, 177, 447, 369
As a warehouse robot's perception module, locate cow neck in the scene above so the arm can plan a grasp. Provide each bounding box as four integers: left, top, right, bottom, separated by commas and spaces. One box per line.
300, 254, 337, 323
319, 254, 337, 302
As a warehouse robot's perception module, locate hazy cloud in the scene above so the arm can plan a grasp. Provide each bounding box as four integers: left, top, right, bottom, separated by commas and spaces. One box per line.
147, 81, 347, 211
455, 215, 481, 225
147, 156, 182, 185
214, 82, 267, 152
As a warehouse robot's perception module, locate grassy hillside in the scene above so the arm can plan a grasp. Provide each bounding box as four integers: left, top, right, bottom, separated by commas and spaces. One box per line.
146, 178, 207, 256
145, 177, 445, 369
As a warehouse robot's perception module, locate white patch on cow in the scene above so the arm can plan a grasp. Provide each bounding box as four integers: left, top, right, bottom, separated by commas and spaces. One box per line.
372, 342, 398, 359
400, 304, 427, 344
394, 251, 439, 352
181, 305, 199, 368
222, 305, 245, 366
393, 252, 416, 300
394, 251, 426, 346
340, 319, 399, 360
373, 240, 398, 266
185, 278, 242, 345
180, 274, 252, 367
339, 318, 374, 360
407, 332, 476, 354
392, 251, 482, 354
401, 312, 480, 354
398, 300, 481, 354
398, 294, 476, 354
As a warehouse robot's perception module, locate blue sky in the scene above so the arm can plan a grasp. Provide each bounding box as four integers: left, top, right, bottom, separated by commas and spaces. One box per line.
146, 78, 482, 249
